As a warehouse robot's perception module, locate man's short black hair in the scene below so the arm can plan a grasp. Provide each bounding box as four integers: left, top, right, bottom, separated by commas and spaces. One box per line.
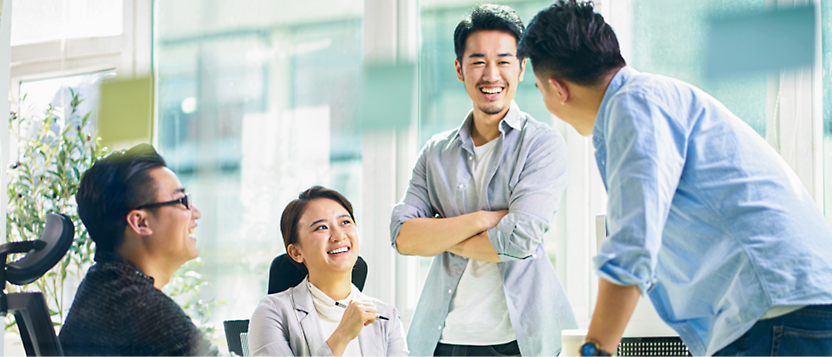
76, 143, 167, 252
454, 4, 525, 62
517, 0, 626, 86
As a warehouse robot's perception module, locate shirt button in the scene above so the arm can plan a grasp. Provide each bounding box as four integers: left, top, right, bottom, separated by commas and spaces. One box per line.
438, 325, 442, 330
448, 289, 453, 294
468, 155, 473, 160
457, 184, 463, 189
532, 254, 537, 258
652, 278, 659, 285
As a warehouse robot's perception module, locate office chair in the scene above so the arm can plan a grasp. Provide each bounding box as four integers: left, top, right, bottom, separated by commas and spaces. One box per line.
223, 254, 368, 356
0, 213, 74, 356
268, 254, 367, 294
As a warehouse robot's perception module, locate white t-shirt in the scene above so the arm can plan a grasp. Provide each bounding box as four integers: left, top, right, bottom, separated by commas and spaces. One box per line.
308, 280, 364, 357
440, 138, 516, 345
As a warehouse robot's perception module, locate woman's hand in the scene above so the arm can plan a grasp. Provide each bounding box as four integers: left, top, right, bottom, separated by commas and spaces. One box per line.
326, 300, 378, 356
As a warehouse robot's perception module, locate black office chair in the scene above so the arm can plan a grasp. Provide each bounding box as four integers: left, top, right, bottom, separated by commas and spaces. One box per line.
267, 254, 367, 294
0, 213, 74, 356
223, 254, 368, 356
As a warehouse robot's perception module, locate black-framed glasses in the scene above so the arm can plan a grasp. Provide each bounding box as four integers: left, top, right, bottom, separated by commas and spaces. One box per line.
136, 194, 191, 210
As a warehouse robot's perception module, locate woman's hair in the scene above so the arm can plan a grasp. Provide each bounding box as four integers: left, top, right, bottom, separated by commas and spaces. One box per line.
280, 186, 356, 265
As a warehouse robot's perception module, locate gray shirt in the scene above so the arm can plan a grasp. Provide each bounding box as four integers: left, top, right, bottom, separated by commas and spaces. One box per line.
390, 101, 578, 356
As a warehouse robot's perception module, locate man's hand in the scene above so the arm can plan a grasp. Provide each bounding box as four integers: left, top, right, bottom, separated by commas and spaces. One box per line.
444, 210, 507, 262
447, 231, 500, 262
479, 209, 509, 228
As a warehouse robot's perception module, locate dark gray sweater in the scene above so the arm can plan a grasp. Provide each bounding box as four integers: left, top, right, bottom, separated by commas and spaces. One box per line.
59, 252, 217, 356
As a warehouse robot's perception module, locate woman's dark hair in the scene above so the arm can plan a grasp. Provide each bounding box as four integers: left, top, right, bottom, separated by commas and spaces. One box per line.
454, 4, 525, 63
76, 143, 167, 252
280, 186, 356, 266
517, 0, 626, 86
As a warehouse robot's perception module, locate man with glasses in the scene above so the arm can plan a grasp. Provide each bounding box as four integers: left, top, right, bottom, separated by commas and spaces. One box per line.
390, 4, 577, 356
60, 144, 217, 356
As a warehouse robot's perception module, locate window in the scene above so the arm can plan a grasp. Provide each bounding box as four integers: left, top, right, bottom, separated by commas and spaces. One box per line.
10, 0, 122, 46
153, 0, 365, 340
823, 0, 832, 224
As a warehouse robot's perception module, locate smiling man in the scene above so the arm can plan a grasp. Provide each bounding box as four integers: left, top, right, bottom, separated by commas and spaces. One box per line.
390, 4, 577, 356
60, 144, 217, 356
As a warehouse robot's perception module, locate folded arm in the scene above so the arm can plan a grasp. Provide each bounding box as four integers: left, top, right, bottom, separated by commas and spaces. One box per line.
447, 232, 500, 262
485, 130, 568, 261
396, 210, 506, 257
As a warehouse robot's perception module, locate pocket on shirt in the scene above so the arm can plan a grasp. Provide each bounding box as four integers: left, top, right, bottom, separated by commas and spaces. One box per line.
771, 325, 832, 356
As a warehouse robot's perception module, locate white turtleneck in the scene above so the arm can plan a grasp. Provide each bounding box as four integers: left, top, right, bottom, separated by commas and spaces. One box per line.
307, 280, 364, 357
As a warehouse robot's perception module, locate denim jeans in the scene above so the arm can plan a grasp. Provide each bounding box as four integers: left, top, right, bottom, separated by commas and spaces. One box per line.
434, 341, 521, 356
714, 305, 832, 356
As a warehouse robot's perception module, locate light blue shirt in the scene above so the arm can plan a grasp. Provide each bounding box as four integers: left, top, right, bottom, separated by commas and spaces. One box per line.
593, 66, 832, 356
390, 101, 578, 356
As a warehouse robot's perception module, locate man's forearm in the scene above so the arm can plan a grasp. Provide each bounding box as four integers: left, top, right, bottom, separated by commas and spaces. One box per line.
447, 232, 500, 262
585, 278, 641, 354
396, 210, 506, 256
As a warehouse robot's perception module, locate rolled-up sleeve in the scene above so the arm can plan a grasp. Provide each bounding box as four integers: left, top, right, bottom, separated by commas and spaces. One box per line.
487, 129, 568, 261
593, 92, 686, 294
390, 145, 436, 250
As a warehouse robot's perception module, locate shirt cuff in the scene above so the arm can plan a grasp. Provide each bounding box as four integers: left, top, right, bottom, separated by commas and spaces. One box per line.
593, 253, 654, 295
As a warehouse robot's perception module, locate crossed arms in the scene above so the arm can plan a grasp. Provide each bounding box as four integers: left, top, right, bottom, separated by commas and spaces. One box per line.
390, 128, 568, 263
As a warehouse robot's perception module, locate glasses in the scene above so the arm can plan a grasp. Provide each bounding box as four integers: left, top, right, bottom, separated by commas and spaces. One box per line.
136, 194, 192, 210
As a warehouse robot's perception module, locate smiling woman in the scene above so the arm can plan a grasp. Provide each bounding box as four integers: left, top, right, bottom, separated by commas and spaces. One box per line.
247, 186, 408, 357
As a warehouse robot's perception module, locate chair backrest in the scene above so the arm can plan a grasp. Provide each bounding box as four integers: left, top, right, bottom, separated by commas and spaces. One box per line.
267, 254, 367, 294
0, 213, 74, 356
7, 213, 74, 285
222, 254, 368, 356
223, 319, 250, 357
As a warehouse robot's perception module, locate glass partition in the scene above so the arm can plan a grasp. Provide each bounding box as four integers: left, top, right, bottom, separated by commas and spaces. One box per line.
629, 0, 768, 136
823, 0, 831, 224
154, 0, 364, 342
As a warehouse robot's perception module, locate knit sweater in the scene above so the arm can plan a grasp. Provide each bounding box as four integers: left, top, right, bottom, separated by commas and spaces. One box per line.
59, 251, 217, 356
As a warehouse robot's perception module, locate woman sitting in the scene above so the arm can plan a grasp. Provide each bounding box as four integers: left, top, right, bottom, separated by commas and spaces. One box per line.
248, 186, 408, 356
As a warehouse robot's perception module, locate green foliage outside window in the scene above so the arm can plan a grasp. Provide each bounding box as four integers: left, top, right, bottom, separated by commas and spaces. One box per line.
5, 89, 221, 340
5, 89, 105, 329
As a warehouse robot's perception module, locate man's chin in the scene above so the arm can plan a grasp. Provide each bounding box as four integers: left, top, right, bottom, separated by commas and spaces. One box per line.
479, 105, 506, 116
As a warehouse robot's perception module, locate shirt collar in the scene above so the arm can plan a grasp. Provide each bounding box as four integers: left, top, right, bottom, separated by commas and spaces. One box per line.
456, 100, 523, 151
593, 66, 638, 145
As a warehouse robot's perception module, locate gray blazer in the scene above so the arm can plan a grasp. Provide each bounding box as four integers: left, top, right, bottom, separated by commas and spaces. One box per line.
248, 277, 408, 356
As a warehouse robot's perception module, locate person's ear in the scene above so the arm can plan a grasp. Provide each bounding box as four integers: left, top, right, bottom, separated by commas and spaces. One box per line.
455, 58, 464, 82
518, 58, 526, 82
548, 77, 570, 105
125, 209, 153, 236
287, 243, 304, 264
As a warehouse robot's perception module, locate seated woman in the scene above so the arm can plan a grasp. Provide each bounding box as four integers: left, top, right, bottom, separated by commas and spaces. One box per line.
248, 186, 408, 356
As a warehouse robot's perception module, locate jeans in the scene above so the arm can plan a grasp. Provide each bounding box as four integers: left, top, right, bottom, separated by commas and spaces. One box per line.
434, 341, 521, 356
714, 304, 832, 356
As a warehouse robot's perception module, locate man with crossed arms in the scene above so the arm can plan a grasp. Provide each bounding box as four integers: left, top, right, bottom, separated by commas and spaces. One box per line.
390, 4, 577, 356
